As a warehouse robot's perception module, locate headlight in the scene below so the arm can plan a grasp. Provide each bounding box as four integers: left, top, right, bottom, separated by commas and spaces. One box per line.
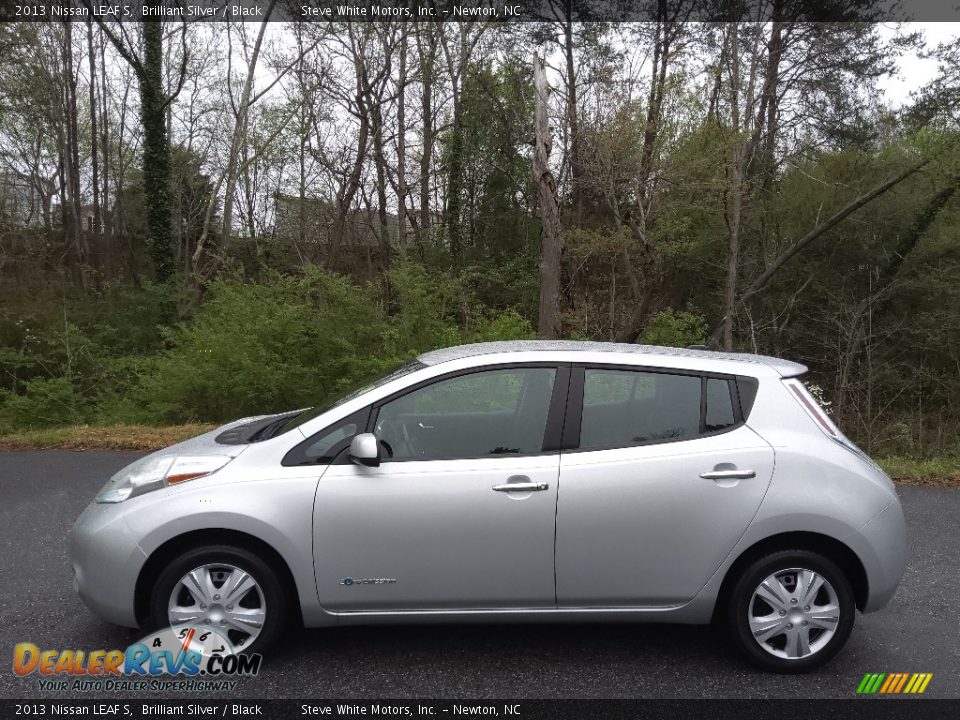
96, 455, 234, 503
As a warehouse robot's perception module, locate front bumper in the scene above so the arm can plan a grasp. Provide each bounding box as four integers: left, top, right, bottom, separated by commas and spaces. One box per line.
69, 501, 147, 628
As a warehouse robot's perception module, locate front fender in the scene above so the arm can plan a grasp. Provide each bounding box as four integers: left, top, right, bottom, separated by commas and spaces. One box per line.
120, 475, 324, 625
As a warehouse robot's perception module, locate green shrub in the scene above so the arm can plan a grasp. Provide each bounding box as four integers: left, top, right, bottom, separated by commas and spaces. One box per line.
381, 262, 462, 357
640, 309, 707, 348
0, 377, 82, 430
135, 270, 392, 423
469, 309, 536, 342
0, 264, 545, 430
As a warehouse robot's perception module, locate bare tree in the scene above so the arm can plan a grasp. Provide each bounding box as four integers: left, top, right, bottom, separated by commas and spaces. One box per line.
84, 12, 190, 280
416, 23, 440, 251
221, 4, 277, 242
533, 53, 563, 339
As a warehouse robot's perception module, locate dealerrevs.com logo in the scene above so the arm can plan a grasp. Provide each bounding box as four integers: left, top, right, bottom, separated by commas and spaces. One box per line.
13, 626, 261, 692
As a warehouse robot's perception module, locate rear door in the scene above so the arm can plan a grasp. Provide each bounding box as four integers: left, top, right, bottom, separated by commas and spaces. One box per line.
555, 366, 774, 607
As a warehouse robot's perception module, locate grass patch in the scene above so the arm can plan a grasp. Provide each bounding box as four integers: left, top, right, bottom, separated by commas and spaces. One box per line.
0, 424, 216, 451
878, 455, 960, 487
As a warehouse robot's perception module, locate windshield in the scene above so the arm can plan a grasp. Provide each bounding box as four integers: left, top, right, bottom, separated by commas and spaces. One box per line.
275, 358, 427, 436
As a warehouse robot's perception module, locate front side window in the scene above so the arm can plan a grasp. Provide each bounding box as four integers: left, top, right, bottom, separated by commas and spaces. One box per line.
283, 409, 367, 466
374, 367, 557, 461
580, 369, 702, 450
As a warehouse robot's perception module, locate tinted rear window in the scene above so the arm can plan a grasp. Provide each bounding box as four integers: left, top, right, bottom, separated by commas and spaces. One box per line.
580, 369, 701, 449
578, 369, 741, 451
705, 378, 736, 432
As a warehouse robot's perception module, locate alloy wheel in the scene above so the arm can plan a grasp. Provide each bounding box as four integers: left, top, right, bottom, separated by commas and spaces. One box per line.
747, 567, 840, 660
167, 563, 266, 649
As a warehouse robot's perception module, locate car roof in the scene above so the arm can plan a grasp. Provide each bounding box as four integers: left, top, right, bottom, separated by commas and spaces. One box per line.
417, 340, 807, 378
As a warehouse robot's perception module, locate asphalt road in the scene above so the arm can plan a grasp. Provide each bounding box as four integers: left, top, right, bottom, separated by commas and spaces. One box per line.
1, 449, 958, 700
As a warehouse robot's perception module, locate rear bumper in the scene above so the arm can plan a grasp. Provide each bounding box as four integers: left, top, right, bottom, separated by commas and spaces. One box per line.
69, 501, 147, 628
847, 498, 907, 613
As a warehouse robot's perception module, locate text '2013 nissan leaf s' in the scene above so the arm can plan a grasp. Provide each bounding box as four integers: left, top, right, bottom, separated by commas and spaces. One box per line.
70, 341, 906, 672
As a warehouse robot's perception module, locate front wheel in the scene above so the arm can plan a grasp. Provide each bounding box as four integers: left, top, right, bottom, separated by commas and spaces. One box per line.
726, 550, 855, 672
149, 545, 287, 655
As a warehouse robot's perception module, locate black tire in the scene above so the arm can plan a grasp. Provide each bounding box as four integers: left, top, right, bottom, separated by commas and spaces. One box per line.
726, 550, 855, 673
149, 544, 287, 655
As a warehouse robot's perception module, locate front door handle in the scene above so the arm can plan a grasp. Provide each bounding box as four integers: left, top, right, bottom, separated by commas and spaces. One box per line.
492, 482, 549, 492
700, 469, 756, 480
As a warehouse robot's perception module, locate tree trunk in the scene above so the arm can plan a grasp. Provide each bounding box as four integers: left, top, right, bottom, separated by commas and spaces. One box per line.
443, 25, 470, 266
739, 159, 929, 307
63, 22, 89, 285
86, 19, 101, 236
748, 17, 785, 193
417, 26, 437, 251
99, 28, 111, 241
396, 27, 408, 258
837, 179, 959, 405
533, 54, 563, 340
562, 17, 583, 224
371, 98, 391, 271
140, 21, 175, 280
221, 11, 274, 242
638, 21, 668, 208
719, 22, 762, 351
721, 154, 745, 351
446, 95, 464, 264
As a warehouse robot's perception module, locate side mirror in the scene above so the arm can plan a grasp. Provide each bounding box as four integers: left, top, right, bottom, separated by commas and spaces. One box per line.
349, 433, 381, 467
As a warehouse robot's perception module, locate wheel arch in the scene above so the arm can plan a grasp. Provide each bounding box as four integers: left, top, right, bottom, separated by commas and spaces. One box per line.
712, 531, 869, 622
134, 528, 303, 628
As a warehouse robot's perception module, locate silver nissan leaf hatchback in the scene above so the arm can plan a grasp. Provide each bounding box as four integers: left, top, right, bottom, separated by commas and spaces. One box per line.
70, 341, 906, 672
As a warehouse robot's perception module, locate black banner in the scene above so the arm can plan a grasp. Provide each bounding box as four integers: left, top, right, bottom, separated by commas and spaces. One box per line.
2, 700, 959, 720
1, 0, 959, 23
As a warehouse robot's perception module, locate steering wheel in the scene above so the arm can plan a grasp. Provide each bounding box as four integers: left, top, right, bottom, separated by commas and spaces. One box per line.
379, 438, 394, 458
375, 418, 403, 458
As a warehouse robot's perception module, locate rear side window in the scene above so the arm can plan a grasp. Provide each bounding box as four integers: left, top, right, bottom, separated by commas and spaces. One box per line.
580, 370, 701, 449
577, 369, 740, 451
705, 378, 736, 432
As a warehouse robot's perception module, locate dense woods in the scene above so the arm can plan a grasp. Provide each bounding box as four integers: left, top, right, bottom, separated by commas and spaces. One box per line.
0, 16, 958, 458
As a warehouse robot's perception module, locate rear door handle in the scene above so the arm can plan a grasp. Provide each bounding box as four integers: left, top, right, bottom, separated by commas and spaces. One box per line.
700, 469, 756, 480
492, 482, 549, 492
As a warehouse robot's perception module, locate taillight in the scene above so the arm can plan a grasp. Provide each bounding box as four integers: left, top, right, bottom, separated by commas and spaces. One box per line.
783, 379, 840, 440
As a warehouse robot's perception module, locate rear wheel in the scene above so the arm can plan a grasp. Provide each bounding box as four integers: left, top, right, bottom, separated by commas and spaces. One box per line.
149, 545, 286, 655
726, 550, 855, 672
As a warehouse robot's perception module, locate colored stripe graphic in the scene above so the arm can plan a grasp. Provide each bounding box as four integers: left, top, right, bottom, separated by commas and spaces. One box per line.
879, 674, 897, 693
856, 672, 932, 695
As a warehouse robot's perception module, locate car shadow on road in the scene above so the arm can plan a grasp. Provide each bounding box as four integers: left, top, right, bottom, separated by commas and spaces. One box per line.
261, 621, 751, 691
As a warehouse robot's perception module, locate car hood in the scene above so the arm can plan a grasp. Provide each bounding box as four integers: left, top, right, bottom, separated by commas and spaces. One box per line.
148, 412, 296, 460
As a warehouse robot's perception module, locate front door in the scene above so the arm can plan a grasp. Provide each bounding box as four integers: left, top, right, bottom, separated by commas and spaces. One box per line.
555, 367, 775, 607
314, 365, 567, 612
